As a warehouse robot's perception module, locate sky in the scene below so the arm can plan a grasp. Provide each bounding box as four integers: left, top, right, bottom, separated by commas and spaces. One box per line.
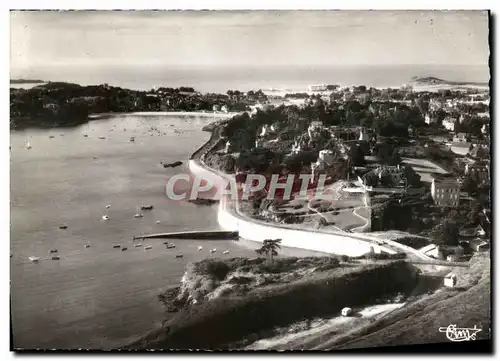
10, 10, 490, 75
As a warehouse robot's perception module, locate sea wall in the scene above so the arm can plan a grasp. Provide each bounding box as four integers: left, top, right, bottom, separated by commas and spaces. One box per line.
188, 159, 395, 257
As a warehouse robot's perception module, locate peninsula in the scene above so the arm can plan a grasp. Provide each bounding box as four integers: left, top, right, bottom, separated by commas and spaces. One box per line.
10, 78, 46, 84
9, 82, 268, 130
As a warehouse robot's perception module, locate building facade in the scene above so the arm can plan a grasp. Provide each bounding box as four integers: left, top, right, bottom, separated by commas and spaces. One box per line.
431, 177, 460, 207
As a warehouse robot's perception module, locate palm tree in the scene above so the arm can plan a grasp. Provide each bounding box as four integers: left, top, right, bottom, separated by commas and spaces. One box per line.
255, 239, 282, 264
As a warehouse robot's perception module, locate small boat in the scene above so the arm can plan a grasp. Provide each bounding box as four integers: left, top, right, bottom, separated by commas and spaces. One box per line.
113, 245, 121, 249
156, 221, 161, 224
134, 243, 142, 248
59, 225, 68, 230
49, 135, 55, 139
105, 205, 111, 209
51, 256, 60, 260
10, 253, 13, 258
197, 246, 203, 251
99, 137, 106, 140
25, 141, 32, 149
210, 248, 217, 254
93, 156, 98, 160
102, 215, 109, 221
29, 256, 40, 263
140, 205, 154, 211
134, 213, 144, 219
83, 134, 88, 137
175, 254, 184, 259
130, 137, 135, 142
144, 246, 152, 250
49, 249, 58, 254
121, 247, 128, 251
84, 244, 90, 248
223, 250, 230, 255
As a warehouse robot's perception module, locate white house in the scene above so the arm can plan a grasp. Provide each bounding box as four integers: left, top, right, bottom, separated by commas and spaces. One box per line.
318, 149, 335, 166
442, 117, 456, 132
359, 128, 370, 141
424, 113, 438, 125
444, 272, 457, 288
341, 307, 353, 317
308, 84, 327, 92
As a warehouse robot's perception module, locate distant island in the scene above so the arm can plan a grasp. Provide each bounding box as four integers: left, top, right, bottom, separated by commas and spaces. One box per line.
10, 79, 46, 84
411, 76, 488, 87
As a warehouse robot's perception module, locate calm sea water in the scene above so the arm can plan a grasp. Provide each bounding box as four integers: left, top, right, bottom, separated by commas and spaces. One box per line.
10, 113, 327, 349
10, 114, 255, 349
15, 64, 490, 93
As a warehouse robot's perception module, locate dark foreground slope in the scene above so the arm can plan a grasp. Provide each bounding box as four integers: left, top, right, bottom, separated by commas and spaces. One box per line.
126, 258, 419, 350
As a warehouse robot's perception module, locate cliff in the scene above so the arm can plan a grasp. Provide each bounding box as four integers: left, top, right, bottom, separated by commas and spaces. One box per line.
127, 257, 419, 349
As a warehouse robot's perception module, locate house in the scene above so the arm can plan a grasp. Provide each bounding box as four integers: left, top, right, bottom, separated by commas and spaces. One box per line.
475, 224, 486, 237
258, 124, 277, 138
318, 149, 335, 166
429, 99, 444, 111
431, 176, 460, 207
341, 307, 353, 317
374, 165, 404, 187
424, 113, 438, 125
307, 121, 323, 140
442, 117, 456, 131
419, 244, 440, 259
464, 162, 490, 183
477, 111, 490, 119
453, 133, 468, 143
444, 272, 457, 288
481, 123, 490, 135
468, 144, 490, 160
359, 128, 371, 141
221, 105, 229, 113
308, 84, 327, 92
469, 238, 490, 252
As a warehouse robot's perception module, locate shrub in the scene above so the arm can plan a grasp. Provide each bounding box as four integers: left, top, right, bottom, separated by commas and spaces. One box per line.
199, 261, 231, 281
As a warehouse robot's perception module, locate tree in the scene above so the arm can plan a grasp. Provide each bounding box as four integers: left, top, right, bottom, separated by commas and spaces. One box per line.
432, 220, 459, 246
461, 174, 478, 196
402, 165, 421, 188
255, 239, 282, 264
348, 145, 365, 166
364, 172, 379, 187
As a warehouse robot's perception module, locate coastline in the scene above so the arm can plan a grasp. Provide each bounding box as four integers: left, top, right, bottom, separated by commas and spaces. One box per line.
187, 120, 427, 258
